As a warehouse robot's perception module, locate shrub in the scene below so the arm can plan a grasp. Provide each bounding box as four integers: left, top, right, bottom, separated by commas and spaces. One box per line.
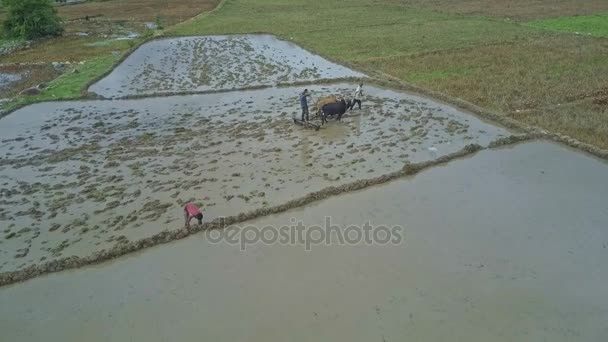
2, 0, 64, 40
155, 15, 164, 30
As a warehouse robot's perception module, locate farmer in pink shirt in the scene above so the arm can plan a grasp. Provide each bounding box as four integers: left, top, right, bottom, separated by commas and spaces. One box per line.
184, 203, 203, 230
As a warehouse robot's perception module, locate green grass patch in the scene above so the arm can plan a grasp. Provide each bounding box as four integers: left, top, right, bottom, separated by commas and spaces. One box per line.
0, 37, 24, 46
0, 37, 26, 52
38, 55, 119, 98
528, 13, 608, 37
407, 66, 474, 82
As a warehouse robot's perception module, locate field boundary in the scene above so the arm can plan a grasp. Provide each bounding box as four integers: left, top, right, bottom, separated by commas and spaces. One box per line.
0, 135, 539, 287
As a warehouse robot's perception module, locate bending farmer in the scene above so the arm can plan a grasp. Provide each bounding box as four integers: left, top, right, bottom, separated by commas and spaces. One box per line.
184, 203, 203, 230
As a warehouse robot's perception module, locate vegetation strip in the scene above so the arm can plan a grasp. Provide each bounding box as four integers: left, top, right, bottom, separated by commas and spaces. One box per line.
368, 75, 608, 161
527, 13, 608, 37
0, 135, 540, 287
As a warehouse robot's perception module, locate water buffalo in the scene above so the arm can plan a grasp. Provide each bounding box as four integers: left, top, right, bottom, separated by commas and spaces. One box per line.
321, 99, 349, 124
315, 96, 338, 111
314, 96, 337, 119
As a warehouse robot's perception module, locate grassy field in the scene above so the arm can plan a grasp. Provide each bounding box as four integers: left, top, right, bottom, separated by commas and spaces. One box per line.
528, 13, 608, 37
170, 2, 544, 62
57, 0, 220, 25
169, 0, 608, 149
367, 35, 608, 112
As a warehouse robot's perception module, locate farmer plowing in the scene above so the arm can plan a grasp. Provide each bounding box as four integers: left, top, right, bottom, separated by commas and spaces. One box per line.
294, 87, 363, 130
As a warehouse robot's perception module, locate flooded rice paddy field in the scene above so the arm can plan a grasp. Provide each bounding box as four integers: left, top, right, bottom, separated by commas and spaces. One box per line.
3, 33, 608, 340
0, 83, 510, 273
1, 142, 607, 341
89, 35, 365, 98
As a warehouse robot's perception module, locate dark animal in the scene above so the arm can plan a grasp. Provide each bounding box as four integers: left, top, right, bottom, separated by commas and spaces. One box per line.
314, 96, 337, 120
321, 99, 349, 124
315, 96, 338, 112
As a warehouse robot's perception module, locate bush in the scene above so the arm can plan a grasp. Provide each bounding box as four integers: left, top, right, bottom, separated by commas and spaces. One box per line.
2, 0, 64, 40
155, 15, 164, 30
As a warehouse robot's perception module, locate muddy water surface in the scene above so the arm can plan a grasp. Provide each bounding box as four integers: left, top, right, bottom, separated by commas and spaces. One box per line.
0, 83, 509, 273
0, 73, 22, 90
1, 141, 607, 341
89, 35, 365, 98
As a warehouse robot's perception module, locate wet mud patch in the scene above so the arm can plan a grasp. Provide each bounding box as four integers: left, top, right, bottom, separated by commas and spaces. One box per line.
89, 35, 366, 98
0, 83, 511, 274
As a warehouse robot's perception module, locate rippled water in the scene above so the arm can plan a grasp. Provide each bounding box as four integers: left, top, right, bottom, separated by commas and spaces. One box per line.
1, 142, 607, 341
89, 35, 366, 98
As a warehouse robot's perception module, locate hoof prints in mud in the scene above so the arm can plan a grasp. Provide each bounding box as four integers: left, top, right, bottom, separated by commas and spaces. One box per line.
89, 35, 365, 98
0, 134, 538, 287
0, 83, 510, 274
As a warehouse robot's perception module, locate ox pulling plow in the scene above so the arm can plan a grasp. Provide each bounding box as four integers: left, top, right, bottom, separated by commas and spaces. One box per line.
293, 95, 351, 130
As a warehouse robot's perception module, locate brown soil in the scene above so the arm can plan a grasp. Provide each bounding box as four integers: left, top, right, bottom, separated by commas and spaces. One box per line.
58, 0, 222, 25
0, 64, 60, 98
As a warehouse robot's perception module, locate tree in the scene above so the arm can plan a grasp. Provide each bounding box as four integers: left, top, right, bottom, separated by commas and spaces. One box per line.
2, 0, 64, 40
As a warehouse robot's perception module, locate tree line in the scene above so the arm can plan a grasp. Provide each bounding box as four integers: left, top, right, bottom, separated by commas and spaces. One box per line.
2, 0, 64, 40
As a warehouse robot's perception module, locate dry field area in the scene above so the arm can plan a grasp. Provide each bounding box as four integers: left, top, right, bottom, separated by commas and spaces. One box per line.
394, 0, 608, 20
58, 0, 220, 25
365, 35, 608, 148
